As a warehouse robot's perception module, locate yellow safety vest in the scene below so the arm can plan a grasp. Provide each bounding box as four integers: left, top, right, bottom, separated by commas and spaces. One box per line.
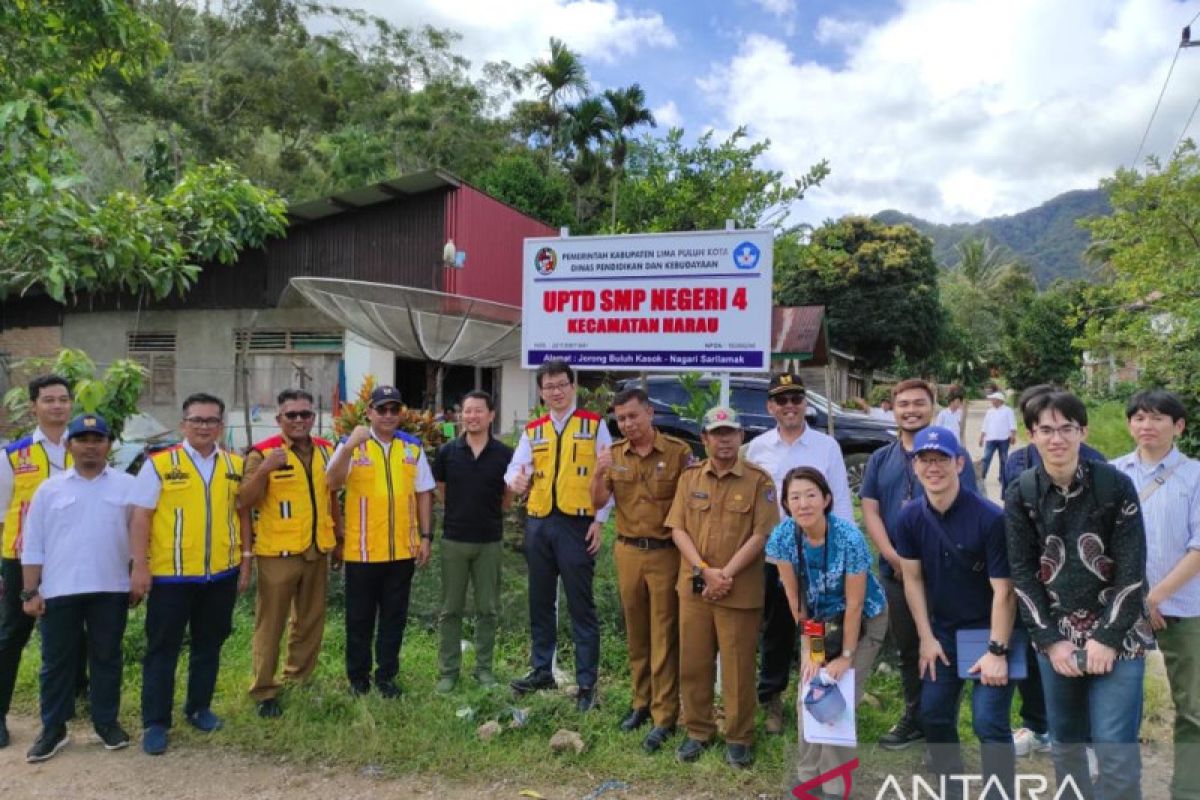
148, 445, 243, 580
2, 437, 71, 559
526, 409, 602, 518
250, 435, 336, 556
344, 432, 423, 563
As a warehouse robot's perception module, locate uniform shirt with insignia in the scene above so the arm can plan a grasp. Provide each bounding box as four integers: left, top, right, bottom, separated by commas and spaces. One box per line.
0, 426, 69, 513
665, 457, 780, 608
603, 431, 692, 539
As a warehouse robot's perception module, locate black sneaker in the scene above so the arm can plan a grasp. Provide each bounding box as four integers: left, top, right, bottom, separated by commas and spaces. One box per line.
95, 722, 131, 751
676, 737, 710, 763
879, 716, 925, 750
575, 686, 597, 713
642, 725, 675, 754
26, 725, 69, 763
620, 707, 650, 732
0, 716, 9, 748
725, 742, 754, 768
375, 680, 402, 699
510, 669, 556, 695
349, 680, 370, 697
257, 698, 283, 718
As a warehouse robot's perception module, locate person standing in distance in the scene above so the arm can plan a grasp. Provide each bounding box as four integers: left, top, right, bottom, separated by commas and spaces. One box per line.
326, 385, 435, 698
505, 360, 612, 712
130, 393, 250, 756
591, 387, 692, 752
0, 375, 75, 749
20, 414, 135, 762
432, 390, 513, 692
745, 372, 853, 736
238, 389, 342, 718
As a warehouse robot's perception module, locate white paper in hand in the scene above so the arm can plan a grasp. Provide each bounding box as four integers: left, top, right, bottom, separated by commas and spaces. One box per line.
800, 668, 857, 747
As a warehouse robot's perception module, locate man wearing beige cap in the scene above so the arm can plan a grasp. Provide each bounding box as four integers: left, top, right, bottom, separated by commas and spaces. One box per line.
979, 391, 1017, 483
667, 407, 777, 768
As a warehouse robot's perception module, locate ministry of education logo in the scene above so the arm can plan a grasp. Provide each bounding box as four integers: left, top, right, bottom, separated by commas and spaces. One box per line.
733, 241, 760, 270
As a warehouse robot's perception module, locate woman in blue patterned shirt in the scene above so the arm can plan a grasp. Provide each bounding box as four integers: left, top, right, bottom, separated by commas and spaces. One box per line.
766, 466, 887, 787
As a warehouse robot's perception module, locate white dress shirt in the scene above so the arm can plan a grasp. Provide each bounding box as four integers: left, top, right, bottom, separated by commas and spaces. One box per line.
934, 407, 963, 433
130, 440, 224, 510
0, 426, 69, 513
1112, 447, 1200, 618
504, 404, 612, 522
327, 431, 436, 493
981, 405, 1016, 442
21, 467, 135, 599
744, 424, 854, 520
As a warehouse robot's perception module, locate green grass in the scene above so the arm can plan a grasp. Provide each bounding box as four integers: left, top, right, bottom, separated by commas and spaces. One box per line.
10, 502, 1170, 796
1083, 399, 1135, 458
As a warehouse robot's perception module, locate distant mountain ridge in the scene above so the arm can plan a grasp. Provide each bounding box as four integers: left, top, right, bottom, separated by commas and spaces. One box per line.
873, 188, 1110, 286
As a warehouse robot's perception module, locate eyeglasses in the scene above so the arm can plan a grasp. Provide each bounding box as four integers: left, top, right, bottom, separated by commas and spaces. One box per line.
915, 452, 952, 464
373, 404, 402, 416
772, 393, 806, 406
184, 416, 222, 428
281, 410, 315, 421
540, 380, 572, 393
1034, 423, 1082, 439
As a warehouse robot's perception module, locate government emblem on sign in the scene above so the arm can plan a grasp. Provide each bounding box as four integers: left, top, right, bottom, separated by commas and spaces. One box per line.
733, 241, 760, 270
534, 246, 558, 275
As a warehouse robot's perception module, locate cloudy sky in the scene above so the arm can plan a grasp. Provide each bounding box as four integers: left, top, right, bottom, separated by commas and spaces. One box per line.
342, 0, 1200, 224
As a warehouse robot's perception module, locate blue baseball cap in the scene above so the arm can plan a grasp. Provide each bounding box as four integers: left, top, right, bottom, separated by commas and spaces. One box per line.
369, 385, 402, 408
67, 413, 113, 440
911, 425, 959, 458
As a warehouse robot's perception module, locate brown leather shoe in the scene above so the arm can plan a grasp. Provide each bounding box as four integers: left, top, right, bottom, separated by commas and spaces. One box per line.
764, 695, 784, 735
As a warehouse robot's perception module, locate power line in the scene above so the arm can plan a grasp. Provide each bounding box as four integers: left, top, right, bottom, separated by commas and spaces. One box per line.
1175, 90, 1200, 151
1132, 45, 1182, 167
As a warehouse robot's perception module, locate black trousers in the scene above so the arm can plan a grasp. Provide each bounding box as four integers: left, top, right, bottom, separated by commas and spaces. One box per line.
40, 592, 127, 729
0, 558, 87, 718
757, 561, 797, 703
881, 573, 923, 725
344, 560, 415, 686
1017, 638, 1047, 734
524, 513, 599, 689
141, 576, 238, 728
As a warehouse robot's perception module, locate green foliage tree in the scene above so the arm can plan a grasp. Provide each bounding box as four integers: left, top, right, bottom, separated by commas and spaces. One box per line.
1000, 285, 1082, 389
1080, 143, 1200, 452
618, 128, 828, 232
602, 84, 655, 228
476, 151, 575, 229
776, 216, 944, 372
0, 0, 287, 302
671, 373, 721, 424
3, 350, 145, 440
526, 37, 589, 166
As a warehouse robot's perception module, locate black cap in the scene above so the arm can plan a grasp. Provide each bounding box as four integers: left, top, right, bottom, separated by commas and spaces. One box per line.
768, 373, 806, 397
369, 385, 402, 408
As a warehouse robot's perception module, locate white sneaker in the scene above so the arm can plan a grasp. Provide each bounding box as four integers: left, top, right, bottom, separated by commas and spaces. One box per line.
1087, 747, 1099, 781
1013, 728, 1052, 757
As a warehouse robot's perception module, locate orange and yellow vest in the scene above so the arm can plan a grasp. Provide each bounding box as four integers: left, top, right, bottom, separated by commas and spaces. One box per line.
147, 445, 243, 580
2, 436, 71, 559
526, 409, 601, 518
250, 435, 336, 556
344, 432, 423, 563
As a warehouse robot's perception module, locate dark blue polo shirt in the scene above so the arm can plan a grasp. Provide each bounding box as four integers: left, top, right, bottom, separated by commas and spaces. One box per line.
893, 488, 1009, 634
860, 437, 980, 579
432, 434, 514, 543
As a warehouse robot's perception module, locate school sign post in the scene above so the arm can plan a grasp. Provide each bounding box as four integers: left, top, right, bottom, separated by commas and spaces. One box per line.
521, 229, 773, 371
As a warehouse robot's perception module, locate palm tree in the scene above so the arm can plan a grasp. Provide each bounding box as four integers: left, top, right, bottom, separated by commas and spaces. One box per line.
602, 83, 655, 228
564, 97, 611, 219
952, 236, 1012, 293
527, 37, 589, 165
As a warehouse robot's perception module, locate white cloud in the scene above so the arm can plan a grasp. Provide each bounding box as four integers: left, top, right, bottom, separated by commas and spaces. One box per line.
339, 0, 676, 68
653, 100, 684, 129
699, 0, 1200, 223
751, 0, 796, 17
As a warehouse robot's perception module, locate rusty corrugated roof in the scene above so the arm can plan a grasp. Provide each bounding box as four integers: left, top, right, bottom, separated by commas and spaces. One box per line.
772, 305, 828, 364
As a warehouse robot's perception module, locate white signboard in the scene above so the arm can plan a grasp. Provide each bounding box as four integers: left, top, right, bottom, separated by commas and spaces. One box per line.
521, 229, 773, 371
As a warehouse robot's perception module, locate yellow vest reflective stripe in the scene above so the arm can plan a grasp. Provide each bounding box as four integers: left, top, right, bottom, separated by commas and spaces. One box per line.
526, 410, 600, 518
148, 446, 243, 579
251, 436, 335, 556
343, 434, 421, 563
2, 439, 71, 559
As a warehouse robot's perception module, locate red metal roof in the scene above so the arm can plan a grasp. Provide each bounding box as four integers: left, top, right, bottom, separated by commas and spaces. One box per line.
772, 306, 828, 364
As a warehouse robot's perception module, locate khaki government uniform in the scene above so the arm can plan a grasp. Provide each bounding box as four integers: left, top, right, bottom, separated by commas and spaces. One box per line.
243, 437, 337, 702
603, 430, 693, 728
665, 457, 778, 746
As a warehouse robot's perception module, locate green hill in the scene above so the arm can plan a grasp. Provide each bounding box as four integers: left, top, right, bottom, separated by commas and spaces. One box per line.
874, 188, 1110, 286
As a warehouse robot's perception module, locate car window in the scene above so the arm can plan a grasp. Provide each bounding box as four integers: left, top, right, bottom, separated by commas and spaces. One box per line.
731, 386, 766, 414
645, 382, 687, 408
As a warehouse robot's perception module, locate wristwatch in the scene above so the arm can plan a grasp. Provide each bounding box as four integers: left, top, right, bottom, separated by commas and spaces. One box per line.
841, 649, 855, 660
19, 588, 38, 602
987, 640, 1009, 657
420, 532, 433, 541
692, 565, 704, 578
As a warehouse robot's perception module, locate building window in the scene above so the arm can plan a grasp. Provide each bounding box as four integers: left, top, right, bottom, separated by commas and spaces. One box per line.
233, 330, 344, 408
127, 331, 177, 406
233, 329, 343, 354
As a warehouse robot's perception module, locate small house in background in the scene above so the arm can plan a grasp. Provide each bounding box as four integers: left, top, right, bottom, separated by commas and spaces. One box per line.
770, 305, 857, 402
0, 170, 555, 442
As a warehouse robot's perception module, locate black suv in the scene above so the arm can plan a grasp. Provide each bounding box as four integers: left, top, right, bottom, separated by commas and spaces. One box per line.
613, 376, 896, 492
